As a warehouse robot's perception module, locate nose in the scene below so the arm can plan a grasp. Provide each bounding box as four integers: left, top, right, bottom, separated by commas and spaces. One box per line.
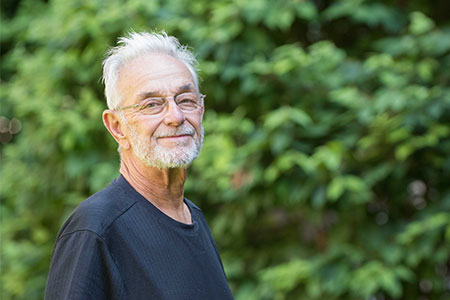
162, 99, 185, 126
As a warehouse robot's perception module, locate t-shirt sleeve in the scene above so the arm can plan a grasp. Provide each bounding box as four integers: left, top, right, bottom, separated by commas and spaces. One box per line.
45, 230, 126, 300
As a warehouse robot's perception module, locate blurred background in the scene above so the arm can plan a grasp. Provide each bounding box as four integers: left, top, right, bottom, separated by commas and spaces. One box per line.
1, 0, 450, 299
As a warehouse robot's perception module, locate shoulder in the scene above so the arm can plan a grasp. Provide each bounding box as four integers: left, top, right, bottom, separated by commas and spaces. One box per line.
184, 198, 202, 212
185, 198, 212, 227
57, 176, 138, 239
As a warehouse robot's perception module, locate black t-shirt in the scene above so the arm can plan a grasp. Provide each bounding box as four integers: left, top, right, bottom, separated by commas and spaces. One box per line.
45, 175, 234, 300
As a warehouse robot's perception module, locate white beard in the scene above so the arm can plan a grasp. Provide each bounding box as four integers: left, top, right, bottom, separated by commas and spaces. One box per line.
128, 122, 204, 169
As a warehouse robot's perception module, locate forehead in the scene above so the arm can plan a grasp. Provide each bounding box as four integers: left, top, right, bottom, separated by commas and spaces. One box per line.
117, 53, 195, 103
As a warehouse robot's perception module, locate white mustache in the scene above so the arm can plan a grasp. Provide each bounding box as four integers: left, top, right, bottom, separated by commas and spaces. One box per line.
154, 125, 195, 138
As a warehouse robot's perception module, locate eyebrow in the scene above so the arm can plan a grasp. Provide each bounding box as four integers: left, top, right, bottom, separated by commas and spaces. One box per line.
137, 84, 195, 100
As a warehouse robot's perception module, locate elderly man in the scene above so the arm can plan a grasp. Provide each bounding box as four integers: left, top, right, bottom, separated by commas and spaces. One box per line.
45, 31, 234, 300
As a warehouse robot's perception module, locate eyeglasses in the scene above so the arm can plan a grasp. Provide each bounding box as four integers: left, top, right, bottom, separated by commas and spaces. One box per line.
115, 92, 205, 115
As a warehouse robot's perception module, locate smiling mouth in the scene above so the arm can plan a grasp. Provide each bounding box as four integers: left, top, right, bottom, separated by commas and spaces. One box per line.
158, 134, 192, 139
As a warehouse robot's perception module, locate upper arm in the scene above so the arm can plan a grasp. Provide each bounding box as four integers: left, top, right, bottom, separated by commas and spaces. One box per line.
45, 230, 127, 300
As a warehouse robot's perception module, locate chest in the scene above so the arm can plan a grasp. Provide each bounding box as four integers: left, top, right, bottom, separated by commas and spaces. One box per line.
105, 215, 232, 299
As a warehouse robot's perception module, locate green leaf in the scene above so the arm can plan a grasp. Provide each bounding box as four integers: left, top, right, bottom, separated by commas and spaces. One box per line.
409, 11, 435, 35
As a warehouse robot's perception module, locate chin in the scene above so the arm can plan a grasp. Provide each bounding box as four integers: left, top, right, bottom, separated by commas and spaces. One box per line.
136, 144, 200, 169
131, 128, 203, 170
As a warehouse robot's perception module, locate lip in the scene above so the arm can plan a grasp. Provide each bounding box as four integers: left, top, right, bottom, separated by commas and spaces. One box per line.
158, 134, 192, 139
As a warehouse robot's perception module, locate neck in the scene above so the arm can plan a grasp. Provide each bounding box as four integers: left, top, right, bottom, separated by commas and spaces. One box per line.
119, 152, 191, 224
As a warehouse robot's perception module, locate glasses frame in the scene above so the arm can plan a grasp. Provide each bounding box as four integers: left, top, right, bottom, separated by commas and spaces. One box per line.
115, 93, 206, 115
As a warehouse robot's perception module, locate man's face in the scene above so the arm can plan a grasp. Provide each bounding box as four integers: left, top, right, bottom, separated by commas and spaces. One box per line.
116, 53, 204, 168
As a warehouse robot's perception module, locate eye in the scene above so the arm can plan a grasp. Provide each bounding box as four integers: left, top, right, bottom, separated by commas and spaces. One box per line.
179, 99, 196, 105
176, 93, 198, 105
140, 98, 165, 110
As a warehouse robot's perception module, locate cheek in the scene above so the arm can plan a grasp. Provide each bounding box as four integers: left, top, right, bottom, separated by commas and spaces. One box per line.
188, 117, 203, 133
128, 125, 156, 141
129, 118, 161, 139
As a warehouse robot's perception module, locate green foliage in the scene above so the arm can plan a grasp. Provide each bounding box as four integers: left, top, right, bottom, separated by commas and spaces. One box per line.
1, 0, 450, 299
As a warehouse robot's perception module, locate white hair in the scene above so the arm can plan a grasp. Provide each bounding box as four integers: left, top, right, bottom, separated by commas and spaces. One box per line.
102, 30, 199, 109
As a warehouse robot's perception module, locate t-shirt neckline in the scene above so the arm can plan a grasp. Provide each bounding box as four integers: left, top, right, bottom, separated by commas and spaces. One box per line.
116, 174, 199, 232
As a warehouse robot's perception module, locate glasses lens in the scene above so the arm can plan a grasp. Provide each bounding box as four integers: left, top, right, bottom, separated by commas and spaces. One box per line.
176, 93, 201, 111
139, 98, 165, 115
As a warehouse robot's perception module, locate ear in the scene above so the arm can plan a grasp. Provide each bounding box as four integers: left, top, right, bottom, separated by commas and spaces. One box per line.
200, 105, 205, 122
102, 110, 131, 150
